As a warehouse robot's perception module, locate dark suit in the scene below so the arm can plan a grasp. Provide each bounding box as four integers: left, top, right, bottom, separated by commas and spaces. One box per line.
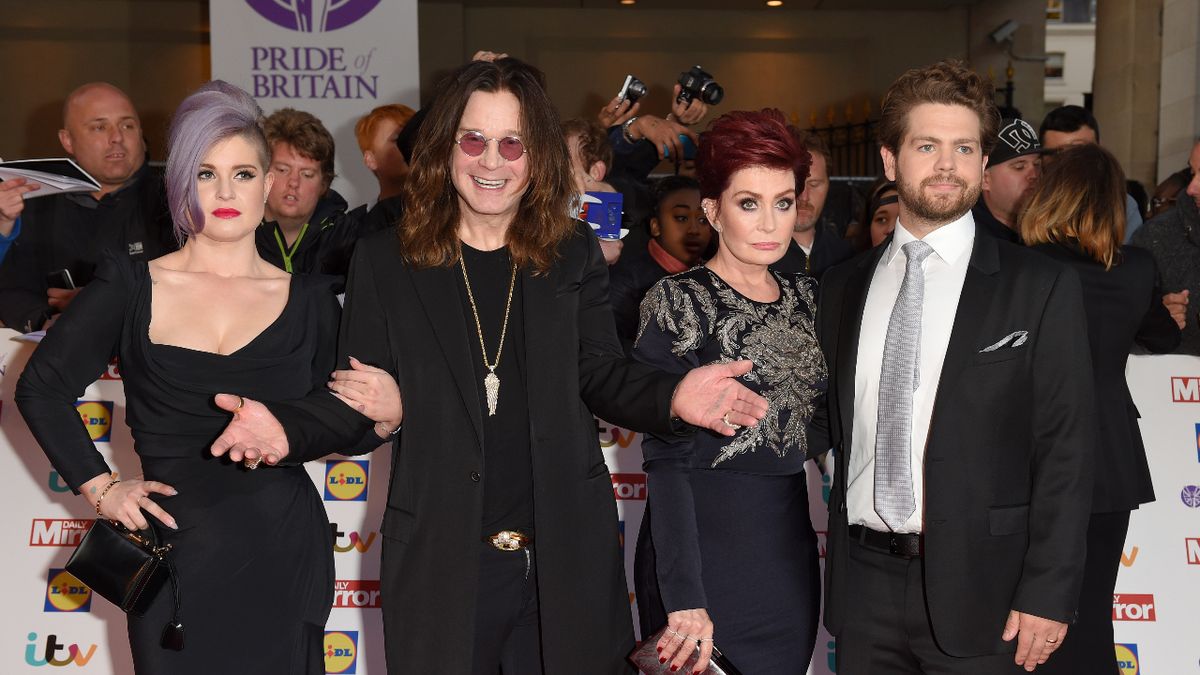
773, 224, 856, 280
810, 227, 1095, 665
267, 221, 679, 674
1027, 242, 1178, 674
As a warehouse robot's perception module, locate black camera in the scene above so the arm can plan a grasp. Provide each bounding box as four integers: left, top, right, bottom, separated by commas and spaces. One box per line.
676, 66, 724, 106
617, 75, 648, 104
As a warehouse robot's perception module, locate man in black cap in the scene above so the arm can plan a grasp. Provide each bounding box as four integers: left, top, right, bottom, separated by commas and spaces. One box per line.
971, 118, 1044, 244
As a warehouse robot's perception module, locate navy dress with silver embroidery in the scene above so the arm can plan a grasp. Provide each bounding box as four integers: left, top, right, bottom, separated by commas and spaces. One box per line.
632, 266, 827, 674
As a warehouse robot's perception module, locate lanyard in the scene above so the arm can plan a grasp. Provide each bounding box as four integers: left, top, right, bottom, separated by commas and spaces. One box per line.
273, 221, 310, 273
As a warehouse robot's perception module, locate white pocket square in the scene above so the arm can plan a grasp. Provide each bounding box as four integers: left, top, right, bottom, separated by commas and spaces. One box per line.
979, 330, 1029, 353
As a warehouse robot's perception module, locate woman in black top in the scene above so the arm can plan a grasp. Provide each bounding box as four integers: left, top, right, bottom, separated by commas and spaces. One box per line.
1020, 144, 1180, 674
633, 109, 826, 674
15, 82, 396, 673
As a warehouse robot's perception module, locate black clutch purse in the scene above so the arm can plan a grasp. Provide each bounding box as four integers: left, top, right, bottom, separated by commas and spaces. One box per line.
629, 626, 744, 675
65, 519, 185, 651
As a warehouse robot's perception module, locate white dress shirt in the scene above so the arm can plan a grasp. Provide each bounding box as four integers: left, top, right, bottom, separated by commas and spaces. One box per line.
846, 211, 975, 533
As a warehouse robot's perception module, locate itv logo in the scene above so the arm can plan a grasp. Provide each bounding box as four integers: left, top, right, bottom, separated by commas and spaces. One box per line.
24, 632, 97, 667
330, 523, 376, 553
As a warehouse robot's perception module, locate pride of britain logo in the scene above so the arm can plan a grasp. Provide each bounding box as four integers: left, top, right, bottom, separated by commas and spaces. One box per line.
246, 0, 381, 32
1182, 485, 1200, 508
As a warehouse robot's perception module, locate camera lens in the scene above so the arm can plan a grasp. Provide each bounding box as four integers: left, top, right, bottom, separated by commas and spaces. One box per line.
699, 82, 724, 105
627, 77, 647, 103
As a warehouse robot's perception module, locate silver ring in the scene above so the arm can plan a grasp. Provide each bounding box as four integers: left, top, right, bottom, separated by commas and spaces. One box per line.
722, 412, 741, 430
243, 457, 262, 470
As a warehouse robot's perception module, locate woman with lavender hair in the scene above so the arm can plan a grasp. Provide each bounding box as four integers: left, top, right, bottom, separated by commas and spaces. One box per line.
16, 80, 396, 673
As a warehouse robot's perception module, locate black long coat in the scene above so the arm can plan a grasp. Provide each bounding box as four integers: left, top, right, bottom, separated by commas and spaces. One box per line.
270, 221, 680, 674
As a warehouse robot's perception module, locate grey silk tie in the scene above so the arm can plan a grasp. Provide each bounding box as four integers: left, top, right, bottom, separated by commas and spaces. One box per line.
875, 239, 935, 530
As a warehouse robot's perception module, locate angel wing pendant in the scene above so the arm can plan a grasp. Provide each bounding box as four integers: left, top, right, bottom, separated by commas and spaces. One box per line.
484, 369, 500, 416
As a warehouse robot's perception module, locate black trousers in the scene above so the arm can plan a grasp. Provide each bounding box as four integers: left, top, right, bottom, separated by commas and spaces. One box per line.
1034, 510, 1130, 675
837, 537, 1025, 675
472, 542, 544, 675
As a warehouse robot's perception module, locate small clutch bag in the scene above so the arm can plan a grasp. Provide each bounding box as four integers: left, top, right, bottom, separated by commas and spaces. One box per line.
628, 626, 744, 675
65, 519, 185, 650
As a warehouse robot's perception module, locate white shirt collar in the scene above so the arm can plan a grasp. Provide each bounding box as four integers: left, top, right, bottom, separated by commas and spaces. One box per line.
884, 209, 976, 267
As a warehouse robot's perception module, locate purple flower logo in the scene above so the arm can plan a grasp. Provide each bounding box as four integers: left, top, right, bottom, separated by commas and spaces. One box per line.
245, 0, 381, 33
1183, 485, 1200, 508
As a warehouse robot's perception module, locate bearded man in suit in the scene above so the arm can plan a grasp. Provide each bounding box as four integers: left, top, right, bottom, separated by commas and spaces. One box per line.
810, 60, 1095, 674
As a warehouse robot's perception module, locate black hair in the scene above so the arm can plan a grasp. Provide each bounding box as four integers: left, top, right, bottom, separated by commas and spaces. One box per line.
1040, 104, 1100, 142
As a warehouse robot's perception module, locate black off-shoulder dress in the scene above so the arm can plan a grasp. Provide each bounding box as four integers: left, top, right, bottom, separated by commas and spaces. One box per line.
16, 254, 343, 674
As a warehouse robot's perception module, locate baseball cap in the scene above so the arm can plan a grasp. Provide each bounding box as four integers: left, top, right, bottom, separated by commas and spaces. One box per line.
989, 118, 1045, 166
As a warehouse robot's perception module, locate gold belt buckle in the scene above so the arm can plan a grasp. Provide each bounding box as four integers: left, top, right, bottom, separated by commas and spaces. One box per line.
487, 530, 530, 551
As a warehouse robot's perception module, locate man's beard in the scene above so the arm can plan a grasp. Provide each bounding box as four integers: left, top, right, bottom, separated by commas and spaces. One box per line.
895, 167, 980, 225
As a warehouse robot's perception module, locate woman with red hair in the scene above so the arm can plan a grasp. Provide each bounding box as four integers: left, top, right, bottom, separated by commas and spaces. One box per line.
632, 109, 826, 673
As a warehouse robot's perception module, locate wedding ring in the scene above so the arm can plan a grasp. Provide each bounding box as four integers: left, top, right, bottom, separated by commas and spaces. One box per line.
233, 395, 245, 413
722, 412, 741, 430
1046, 637, 1058, 644
243, 457, 261, 470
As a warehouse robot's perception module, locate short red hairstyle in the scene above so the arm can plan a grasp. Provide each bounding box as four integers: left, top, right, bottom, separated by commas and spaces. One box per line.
695, 108, 811, 201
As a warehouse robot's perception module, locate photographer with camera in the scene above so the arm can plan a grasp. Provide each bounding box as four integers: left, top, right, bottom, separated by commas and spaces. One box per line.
604, 67, 723, 250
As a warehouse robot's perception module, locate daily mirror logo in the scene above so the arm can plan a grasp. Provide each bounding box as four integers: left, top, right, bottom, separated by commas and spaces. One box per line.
245, 0, 381, 32
332, 580, 380, 608
29, 520, 93, 547
1112, 594, 1156, 621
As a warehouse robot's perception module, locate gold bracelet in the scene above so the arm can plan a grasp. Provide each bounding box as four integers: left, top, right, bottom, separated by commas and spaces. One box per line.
94, 477, 121, 516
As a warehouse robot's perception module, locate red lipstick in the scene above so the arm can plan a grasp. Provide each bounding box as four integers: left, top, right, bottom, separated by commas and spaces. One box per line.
212, 208, 241, 219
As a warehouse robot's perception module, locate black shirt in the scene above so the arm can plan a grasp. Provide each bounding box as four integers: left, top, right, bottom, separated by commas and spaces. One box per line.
0, 163, 175, 332
456, 244, 534, 536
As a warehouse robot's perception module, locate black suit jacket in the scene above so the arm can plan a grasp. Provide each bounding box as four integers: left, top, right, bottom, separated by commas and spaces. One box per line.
268, 221, 679, 674
1030, 242, 1179, 511
810, 227, 1095, 657
773, 224, 856, 280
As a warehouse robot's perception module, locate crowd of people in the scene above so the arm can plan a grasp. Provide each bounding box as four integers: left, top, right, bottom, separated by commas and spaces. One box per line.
3, 48, 1195, 675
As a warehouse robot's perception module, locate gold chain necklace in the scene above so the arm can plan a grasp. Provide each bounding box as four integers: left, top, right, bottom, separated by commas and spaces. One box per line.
459, 252, 517, 416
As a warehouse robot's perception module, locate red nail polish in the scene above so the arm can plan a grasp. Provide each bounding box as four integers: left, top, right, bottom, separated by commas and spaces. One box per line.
656, 647, 662, 653
659, 657, 666, 664
671, 666, 679, 672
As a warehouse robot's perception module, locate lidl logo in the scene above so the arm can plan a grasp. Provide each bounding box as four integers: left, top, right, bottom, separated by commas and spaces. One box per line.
74, 401, 113, 442
1113, 594, 1156, 621
332, 580, 380, 608
30, 519, 93, 547
1115, 643, 1139, 674
324, 630, 358, 674
611, 473, 647, 500
324, 460, 369, 501
44, 569, 91, 612
24, 632, 98, 667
